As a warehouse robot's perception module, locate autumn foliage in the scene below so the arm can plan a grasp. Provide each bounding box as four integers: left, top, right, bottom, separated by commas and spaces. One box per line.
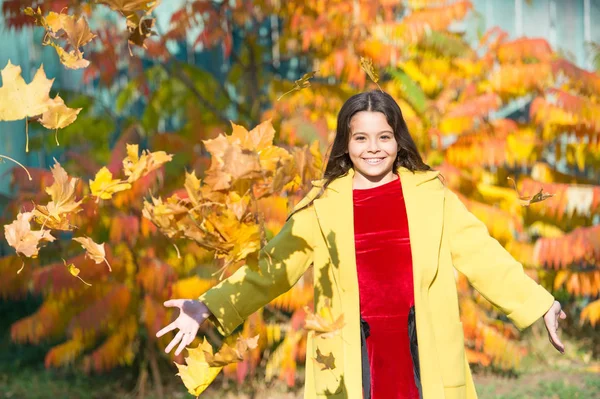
1, 0, 599, 396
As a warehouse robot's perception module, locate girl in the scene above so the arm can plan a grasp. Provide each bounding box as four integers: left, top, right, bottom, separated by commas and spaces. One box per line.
157, 91, 566, 399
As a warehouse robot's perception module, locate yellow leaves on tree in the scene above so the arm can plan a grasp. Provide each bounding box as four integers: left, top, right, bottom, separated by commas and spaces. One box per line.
25, 7, 96, 70
73, 236, 112, 272
175, 335, 259, 397
0, 61, 82, 151
3, 212, 55, 259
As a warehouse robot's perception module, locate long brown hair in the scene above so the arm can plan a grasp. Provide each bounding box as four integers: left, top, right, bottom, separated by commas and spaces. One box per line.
289, 91, 433, 217
322, 90, 431, 189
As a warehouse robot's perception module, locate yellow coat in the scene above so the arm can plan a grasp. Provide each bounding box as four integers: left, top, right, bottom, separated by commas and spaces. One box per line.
199, 167, 555, 399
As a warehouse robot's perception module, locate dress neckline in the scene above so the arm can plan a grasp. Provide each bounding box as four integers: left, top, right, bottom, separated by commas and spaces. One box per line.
353, 177, 401, 197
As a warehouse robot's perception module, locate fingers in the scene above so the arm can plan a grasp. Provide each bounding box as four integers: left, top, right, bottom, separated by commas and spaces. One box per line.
548, 330, 565, 354
165, 330, 184, 354
164, 299, 185, 308
559, 310, 567, 319
175, 332, 193, 356
156, 322, 177, 338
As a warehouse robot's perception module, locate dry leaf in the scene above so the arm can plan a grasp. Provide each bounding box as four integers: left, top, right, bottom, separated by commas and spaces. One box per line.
25, 8, 95, 70
72, 236, 111, 271
39, 96, 83, 139
204, 335, 259, 367
360, 56, 383, 92
33, 160, 82, 230
4, 212, 55, 258
0, 61, 54, 121
63, 258, 91, 286
277, 71, 317, 101
304, 303, 345, 339
175, 338, 223, 396
507, 177, 555, 206
89, 167, 132, 200
122, 144, 173, 183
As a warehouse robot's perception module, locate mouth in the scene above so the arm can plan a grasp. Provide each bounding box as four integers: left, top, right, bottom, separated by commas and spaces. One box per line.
362, 157, 386, 165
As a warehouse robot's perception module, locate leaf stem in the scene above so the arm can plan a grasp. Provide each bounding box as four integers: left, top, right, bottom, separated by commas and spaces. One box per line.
0, 155, 32, 180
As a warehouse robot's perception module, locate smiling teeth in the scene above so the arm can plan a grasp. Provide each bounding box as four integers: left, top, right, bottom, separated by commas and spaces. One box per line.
364, 158, 384, 165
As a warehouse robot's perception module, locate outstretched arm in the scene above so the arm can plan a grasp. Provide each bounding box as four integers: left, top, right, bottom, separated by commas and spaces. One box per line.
444, 188, 565, 351
198, 206, 316, 336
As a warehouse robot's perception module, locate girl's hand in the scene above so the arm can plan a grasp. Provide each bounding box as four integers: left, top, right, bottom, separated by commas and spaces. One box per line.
156, 299, 211, 356
543, 300, 567, 354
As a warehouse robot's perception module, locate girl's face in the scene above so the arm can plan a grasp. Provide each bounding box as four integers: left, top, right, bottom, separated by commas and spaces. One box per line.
348, 111, 398, 186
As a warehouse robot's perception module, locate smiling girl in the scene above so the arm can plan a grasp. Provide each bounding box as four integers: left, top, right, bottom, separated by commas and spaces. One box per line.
157, 90, 565, 399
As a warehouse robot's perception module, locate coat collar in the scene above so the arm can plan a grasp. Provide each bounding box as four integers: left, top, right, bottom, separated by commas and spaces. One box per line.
310, 166, 441, 192
312, 166, 444, 298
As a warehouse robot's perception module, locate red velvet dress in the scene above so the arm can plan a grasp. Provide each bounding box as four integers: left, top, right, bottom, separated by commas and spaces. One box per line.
353, 177, 420, 399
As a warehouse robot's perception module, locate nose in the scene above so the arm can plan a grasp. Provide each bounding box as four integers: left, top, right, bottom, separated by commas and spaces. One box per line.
367, 140, 380, 153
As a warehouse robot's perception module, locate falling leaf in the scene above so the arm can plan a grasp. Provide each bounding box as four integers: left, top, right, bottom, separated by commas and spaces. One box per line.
39, 96, 83, 142
0, 61, 54, 121
97, 0, 160, 53
314, 348, 336, 370
507, 177, 554, 206
33, 160, 82, 229
304, 302, 345, 339
89, 167, 132, 200
360, 56, 383, 92
49, 43, 91, 70
203, 135, 261, 191
127, 17, 156, 53
277, 71, 317, 101
122, 144, 173, 183
231, 120, 276, 152
63, 258, 91, 286
204, 335, 259, 367
25, 8, 95, 70
4, 212, 55, 258
72, 236, 112, 271
175, 337, 223, 397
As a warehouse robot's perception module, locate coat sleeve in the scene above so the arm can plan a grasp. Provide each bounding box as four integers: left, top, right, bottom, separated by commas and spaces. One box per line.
443, 187, 555, 330
198, 206, 316, 336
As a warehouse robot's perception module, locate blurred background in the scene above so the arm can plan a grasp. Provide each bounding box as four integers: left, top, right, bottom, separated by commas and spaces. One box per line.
0, 0, 599, 398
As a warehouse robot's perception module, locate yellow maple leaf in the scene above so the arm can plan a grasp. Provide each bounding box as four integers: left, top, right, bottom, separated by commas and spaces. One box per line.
304, 301, 345, 339
230, 119, 275, 152
202, 135, 261, 191
50, 43, 91, 70
72, 236, 111, 272
89, 167, 132, 200
0, 61, 54, 121
25, 8, 95, 70
33, 160, 82, 230
39, 96, 83, 142
122, 144, 173, 183
4, 212, 55, 258
174, 338, 223, 397
204, 335, 259, 367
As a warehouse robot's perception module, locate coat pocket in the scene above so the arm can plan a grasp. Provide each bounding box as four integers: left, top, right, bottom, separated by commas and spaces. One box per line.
438, 321, 466, 388
310, 331, 345, 395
